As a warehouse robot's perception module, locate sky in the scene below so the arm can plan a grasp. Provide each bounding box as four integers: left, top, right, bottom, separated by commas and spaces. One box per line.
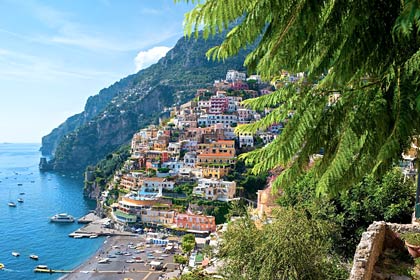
0, 0, 194, 143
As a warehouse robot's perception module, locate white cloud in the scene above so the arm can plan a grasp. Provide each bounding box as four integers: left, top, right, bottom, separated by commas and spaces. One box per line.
134, 46, 171, 71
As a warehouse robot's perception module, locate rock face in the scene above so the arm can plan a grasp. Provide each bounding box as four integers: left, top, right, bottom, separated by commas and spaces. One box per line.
41, 32, 248, 172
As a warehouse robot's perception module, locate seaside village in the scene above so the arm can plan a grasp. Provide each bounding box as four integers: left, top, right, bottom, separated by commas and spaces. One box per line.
80, 70, 296, 277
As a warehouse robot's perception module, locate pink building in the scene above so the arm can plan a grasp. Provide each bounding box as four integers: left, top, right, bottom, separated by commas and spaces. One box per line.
209, 93, 229, 114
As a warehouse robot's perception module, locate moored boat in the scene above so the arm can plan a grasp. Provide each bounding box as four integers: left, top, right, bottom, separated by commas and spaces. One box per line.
8, 202, 16, 207
0, 263, 4, 269
50, 213, 75, 223
17, 198, 23, 203
30, 254, 39, 260
12, 251, 20, 257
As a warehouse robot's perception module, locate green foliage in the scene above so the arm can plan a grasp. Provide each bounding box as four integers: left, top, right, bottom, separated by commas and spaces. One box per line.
279, 168, 415, 258
173, 183, 195, 195
175, 268, 213, 280
174, 254, 188, 265
401, 232, 420, 246
180, 0, 420, 195
181, 234, 196, 254
157, 167, 170, 173
218, 208, 348, 280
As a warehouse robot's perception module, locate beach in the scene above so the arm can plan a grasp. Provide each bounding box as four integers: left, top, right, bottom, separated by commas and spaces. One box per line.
60, 235, 179, 280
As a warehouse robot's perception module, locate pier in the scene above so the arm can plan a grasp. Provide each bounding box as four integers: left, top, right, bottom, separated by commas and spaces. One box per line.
77, 212, 100, 224
69, 215, 136, 238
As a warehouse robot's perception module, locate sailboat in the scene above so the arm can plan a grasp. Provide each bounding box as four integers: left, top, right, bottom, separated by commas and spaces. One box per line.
8, 190, 16, 207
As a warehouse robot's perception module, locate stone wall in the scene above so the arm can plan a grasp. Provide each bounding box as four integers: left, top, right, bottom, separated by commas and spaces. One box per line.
349, 221, 387, 280
349, 221, 420, 280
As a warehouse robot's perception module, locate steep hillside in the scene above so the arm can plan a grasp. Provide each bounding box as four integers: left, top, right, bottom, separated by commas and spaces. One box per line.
42, 33, 248, 171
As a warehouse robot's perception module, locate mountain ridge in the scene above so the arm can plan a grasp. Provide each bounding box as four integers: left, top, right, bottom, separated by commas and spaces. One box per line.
41, 32, 249, 171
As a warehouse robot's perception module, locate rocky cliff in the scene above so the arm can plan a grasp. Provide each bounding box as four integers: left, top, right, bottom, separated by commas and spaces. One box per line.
41, 32, 248, 172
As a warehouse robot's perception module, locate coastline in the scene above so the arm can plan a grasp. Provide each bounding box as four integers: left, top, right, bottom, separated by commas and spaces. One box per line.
58, 236, 121, 280
59, 234, 178, 280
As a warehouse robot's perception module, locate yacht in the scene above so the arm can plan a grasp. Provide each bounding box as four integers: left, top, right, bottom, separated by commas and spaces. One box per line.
30, 254, 39, 260
8, 202, 16, 207
12, 251, 20, 257
50, 213, 75, 223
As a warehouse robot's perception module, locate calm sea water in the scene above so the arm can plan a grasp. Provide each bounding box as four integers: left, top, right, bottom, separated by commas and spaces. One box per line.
0, 143, 103, 280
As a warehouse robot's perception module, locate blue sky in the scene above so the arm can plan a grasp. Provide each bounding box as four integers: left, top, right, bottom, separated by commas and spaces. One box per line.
0, 0, 194, 143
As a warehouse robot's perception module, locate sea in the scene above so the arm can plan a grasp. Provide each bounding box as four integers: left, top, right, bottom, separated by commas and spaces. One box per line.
0, 143, 104, 280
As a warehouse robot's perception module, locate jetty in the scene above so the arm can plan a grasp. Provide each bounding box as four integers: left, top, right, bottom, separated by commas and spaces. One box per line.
77, 212, 100, 224
69, 216, 135, 238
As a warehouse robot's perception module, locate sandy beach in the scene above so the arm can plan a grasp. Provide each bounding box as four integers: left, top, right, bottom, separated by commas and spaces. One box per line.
59, 235, 179, 280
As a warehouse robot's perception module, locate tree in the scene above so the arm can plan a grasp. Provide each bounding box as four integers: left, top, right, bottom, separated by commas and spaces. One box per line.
181, 234, 196, 254
178, 0, 420, 195
174, 254, 189, 276
218, 208, 348, 279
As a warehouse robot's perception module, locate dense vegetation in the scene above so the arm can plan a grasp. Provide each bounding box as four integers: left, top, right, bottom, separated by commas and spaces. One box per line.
278, 168, 415, 258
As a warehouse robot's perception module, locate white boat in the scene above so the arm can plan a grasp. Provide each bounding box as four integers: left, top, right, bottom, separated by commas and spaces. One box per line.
73, 234, 84, 239
50, 213, 75, 223
17, 198, 24, 203
89, 234, 98, 239
8, 190, 16, 207
98, 258, 110, 264
12, 251, 20, 257
30, 254, 39, 260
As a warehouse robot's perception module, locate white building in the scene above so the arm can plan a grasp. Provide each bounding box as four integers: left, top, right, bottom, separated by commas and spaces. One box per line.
184, 151, 197, 167
238, 132, 254, 148
193, 178, 236, 202
247, 74, 262, 83
142, 178, 175, 192
226, 70, 246, 82
198, 114, 238, 128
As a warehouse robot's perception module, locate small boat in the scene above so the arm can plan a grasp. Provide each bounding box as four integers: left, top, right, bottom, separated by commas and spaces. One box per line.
30, 254, 39, 260
19, 192, 25, 195
50, 213, 75, 223
73, 235, 83, 239
12, 251, 20, 257
35, 265, 48, 270
8, 202, 17, 207
89, 234, 98, 239
17, 183, 22, 186
17, 198, 24, 203
0, 263, 4, 269
98, 258, 110, 264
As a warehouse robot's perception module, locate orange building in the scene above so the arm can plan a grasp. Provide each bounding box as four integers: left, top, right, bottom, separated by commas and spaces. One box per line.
201, 166, 231, 179
175, 213, 216, 232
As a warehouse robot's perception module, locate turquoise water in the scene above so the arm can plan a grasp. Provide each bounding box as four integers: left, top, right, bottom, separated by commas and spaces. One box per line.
0, 143, 103, 279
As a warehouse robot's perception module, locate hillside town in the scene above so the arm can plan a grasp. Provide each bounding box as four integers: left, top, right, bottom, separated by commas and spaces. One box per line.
92, 69, 291, 232
76, 70, 300, 277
